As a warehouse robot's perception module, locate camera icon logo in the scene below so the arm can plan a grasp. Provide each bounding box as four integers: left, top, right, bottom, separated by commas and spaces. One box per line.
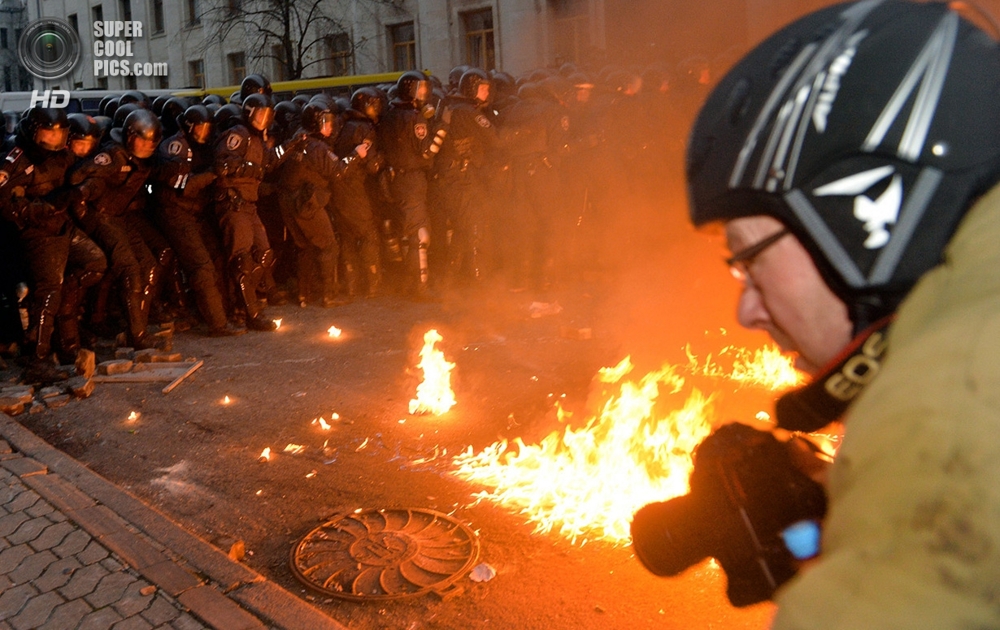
17, 18, 82, 80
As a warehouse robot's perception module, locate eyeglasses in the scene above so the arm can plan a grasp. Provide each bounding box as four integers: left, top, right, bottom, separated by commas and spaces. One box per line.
726, 228, 790, 283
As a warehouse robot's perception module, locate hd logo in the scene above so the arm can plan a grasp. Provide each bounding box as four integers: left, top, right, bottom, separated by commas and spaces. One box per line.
29, 90, 71, 108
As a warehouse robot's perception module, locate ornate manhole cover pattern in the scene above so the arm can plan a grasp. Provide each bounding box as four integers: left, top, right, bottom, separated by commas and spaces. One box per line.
290, 507, 480, 600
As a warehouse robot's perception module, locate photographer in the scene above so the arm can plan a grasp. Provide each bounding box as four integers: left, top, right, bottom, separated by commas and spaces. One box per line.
634, 1, 1000, 627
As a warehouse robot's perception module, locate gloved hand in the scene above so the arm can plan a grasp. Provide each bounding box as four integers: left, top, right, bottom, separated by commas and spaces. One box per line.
439, 105, 453, 125
354, 142, 369, 160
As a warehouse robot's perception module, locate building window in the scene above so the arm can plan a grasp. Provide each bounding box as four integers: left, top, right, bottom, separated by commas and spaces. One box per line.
551, 0, 589, 65
151, 0, 164, 34
463, 9, 495, 71
0, 29, 7, 50
189, 59, 205, 89
389, 22, 416, 72
92, 5, 103, 26
3, 66, 10, 92
68, 14, 79, 36
227, 52, 246, 86
269, 44, 287, 81
156, 75, 169, 89
125, 75, 137, 90
97, 77, 109, 89
119, 0, 132, 21
325, 33, 352, 77
186, 0, 200, 26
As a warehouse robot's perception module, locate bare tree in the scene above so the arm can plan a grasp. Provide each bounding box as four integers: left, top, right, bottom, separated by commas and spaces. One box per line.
197, 0, 403, 81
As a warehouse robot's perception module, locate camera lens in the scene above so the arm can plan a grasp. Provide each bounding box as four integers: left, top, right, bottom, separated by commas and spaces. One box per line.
17, 19, 81, 80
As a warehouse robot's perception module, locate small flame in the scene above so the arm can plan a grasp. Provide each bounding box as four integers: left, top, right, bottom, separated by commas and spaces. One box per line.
284, 444, 305, 455
274, 318, 282, 329
328, 325, 342, 338
305, 470, 317, 479
259, 447, 271, 462
408, 329, 456, 415
222, 396, 231, 405
127, 411, 139, 422
318, 417, 331, 430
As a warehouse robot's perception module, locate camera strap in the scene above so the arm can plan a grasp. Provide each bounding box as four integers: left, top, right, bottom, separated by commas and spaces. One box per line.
775, 315, 895, 432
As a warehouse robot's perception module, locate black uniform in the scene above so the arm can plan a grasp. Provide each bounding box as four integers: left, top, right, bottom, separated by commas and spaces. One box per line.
213, 123, 291, 326
277, 132, 350, 305
332, 110, 383, 297
378, 101, 446, 291
151, 132, 230, 333
0, 140, 106, 370
69, 141, 163, 347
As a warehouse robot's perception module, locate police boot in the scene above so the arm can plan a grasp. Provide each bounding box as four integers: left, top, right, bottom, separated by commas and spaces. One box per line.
318, 248, 345, 308
366, 265, 383, 299
231, 254, 274, 332
258, 248, 288, 306
122, 275, 161, 350
55, 277, 85, 364
343, 263, 360, 301
23, 292, 68, 384
296, 250, 315, 307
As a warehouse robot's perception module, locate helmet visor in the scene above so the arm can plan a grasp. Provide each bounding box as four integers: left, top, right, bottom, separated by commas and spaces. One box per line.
36, 126, 69, 151
69, 136, 97, 158
248, 106, 274, 132
129, 136, 157, 159
190, 121, 212, 144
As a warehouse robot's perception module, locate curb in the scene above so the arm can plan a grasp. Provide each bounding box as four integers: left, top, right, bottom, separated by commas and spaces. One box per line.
0, 417, 347, 630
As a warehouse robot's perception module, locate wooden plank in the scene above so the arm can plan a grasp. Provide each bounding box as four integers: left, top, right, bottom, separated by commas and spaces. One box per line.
162, 359, 204, 395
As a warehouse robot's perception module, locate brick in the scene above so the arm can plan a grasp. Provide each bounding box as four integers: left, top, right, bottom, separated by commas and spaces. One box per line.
112, 616, 153, 630
24, 499, 53, 519
0, 443, 10, 455
0, 511, 29, 538
139, 596, 180, 626
37, 599, 91, 630
28, 521, 75, 553
0, 583, 36, 621
2, 494, 37, 519
58, 562, 108, 600
8, 549, 56, 584
138, 562, 201, 598
170, 612, 207, 630
85, 571, 136, 609
101, 557, 125, 573
0, 545, 33, 575
77, 541, 109, 566
99, 532, 166, 571
112, 579, 156, 618
77, 606, 123, 630
8, 589, 62, 630
229, 581, 346, 630
0, 458, 46, 478
22, 474, 96, 513
33, 555, 81, 593
177, 586, 264, 630
53, 529, 92, 559
0, 574, 12, 593
7, 517, 51, 546
70, 506, 128, 538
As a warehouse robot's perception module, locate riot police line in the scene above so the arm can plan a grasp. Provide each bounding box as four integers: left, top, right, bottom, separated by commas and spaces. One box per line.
0, 62, 700, 386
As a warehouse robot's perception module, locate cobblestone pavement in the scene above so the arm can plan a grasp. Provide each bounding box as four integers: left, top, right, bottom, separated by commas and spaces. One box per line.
0, 463, 208, 630
0, 419, 347, 630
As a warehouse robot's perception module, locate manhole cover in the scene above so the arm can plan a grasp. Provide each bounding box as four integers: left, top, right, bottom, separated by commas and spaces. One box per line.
290, 507, 480, 600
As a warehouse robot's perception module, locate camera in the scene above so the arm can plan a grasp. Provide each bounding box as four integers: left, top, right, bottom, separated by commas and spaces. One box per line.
631, 422, 827, 607
17, 19, 81, 81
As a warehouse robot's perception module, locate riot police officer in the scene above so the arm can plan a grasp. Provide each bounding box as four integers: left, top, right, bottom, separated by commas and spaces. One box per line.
152, 105, 243, 336
378, 71, 449, 297
213, 93, 299, 330
332, 87, 385, 298
0, 107, 107, 381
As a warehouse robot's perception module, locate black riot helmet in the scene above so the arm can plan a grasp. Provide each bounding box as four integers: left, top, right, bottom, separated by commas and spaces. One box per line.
98, 95, 116, 116
686, 0, 1000, 329
459, 68, 491, 103
112, 103, 140, 130
202, 94, 227, 107
18, 107, 69, 152
240, 73, 272, 102
350, 87, 386, 123
119, 90, 150, 109
103, 97, 121, 121
273, 100, 302, 140
178, 105, 213, 145
159, 97, 188, 136
396, 71, 432, 106
112, 109, 162, 159
448, 65, 471, 92
301, 101, 337, 137
241, 93, 274, 134
67, 113, 101, 158
151, 94, 170, 116
213, 103, 243, 133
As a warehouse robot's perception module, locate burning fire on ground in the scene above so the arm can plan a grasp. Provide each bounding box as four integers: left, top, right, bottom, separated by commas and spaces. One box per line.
452, 346, 807, 545
408, 329, 456, 415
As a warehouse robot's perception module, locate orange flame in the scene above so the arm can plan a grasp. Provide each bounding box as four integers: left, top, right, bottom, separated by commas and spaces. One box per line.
259, 447, 271, 462
408, 329, 456, 415
328, 325, 342, 338
453, 347, 803, 545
